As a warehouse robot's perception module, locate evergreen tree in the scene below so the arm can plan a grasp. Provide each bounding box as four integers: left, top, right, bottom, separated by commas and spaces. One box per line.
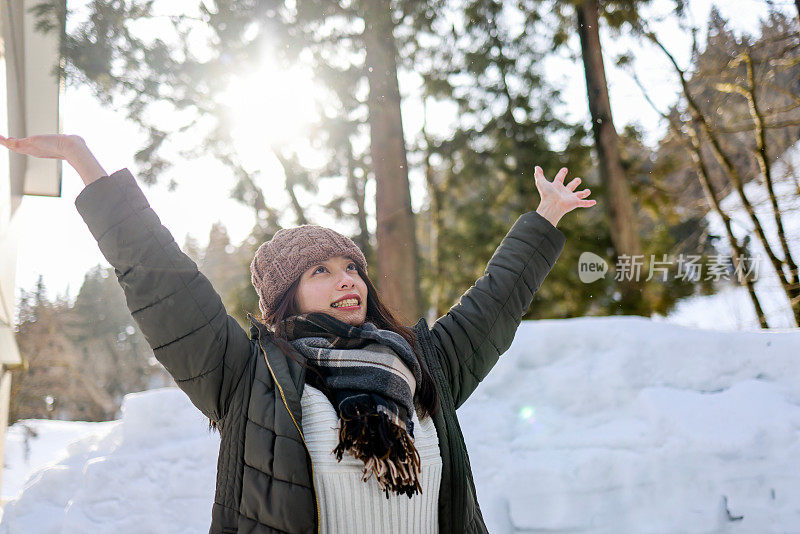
11, 278, 110, 422
32, 0, 454, 321
413, 1, 604, 318
65, 266, 154, 407
11, 268, 167, 423
200, 221, 245, 316
515, 0, 672, 313
182, 234, 203, 265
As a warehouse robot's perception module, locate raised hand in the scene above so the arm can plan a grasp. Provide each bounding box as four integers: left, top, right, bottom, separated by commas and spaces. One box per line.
0, 133, 107, 186
0, 133, 82, 160
533, 166, 596, 227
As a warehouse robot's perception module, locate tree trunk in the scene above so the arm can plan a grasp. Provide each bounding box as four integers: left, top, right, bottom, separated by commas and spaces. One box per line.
742, 53, 800, 325
362, 0, 421, 324
576, 0, 645, 311
686, 118, 769, 328
421, 97, 442, 322
345, 139, 374, 267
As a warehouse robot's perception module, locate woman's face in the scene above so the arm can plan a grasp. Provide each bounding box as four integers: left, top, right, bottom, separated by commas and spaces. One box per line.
294, 255, 368, 327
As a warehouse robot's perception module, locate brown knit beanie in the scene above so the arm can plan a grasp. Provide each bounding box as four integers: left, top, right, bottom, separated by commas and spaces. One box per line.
250, 225, 368, 318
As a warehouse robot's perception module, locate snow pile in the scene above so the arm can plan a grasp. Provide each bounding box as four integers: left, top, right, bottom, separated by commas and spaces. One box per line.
2, 419, 117, 503
0, 389, 219, 534
2, 317, 800, 533
460, 316, 800, 533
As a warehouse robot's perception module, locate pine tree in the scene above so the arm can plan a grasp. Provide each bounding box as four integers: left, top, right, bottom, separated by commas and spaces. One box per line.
32, 0, 454, 321
11, 268, 166, 423
413, 1, 600, 318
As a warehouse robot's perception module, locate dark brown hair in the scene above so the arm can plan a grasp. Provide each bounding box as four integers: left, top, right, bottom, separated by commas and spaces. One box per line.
208, 260, 438, 433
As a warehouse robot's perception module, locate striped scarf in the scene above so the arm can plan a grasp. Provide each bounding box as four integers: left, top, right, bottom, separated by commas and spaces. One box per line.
275, 312, 424, 499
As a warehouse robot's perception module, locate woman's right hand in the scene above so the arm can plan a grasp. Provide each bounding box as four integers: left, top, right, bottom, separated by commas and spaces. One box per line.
0, 133, 107, 186
0, 133, 84, 160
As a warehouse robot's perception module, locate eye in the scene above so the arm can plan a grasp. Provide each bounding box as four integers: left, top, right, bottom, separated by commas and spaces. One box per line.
312, 265, 327, 275
347, 262, 357, 271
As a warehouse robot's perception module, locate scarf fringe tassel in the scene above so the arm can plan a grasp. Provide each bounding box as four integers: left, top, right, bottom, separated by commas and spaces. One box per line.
333, 399, 423, 500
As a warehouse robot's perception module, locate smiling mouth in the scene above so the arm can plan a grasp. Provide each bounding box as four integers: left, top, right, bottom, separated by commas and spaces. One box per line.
331, 298, 360, 309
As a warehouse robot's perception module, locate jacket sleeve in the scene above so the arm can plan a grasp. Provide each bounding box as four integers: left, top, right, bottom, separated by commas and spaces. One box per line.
75, 168, 252, 422
429, 210, 566, 410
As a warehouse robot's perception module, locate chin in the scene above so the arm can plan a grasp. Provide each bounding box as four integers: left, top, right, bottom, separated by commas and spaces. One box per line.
326, 307, 366, 327
345, 316, 366, 327
338, 314, 366, 327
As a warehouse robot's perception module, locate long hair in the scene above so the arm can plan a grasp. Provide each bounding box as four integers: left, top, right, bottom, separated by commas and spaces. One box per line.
208, 261, 438, 433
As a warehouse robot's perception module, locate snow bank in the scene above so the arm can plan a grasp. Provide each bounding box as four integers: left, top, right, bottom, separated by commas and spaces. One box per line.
0, 388, 219, 534
2, 419, 117, 502
2, 318, 799, 533
460, 316, 800, 533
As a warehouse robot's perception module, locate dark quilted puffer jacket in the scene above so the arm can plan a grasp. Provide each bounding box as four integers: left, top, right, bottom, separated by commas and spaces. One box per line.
75, 168, 566, 533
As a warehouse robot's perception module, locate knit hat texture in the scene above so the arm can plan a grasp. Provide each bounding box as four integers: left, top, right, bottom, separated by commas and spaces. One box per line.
250, 225, 368, 318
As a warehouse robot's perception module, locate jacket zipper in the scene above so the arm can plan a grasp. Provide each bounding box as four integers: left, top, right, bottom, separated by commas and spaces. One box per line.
250, 316, 321, 534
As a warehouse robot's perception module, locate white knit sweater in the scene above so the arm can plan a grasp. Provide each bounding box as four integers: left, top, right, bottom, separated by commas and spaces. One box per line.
300, 384, 443, 533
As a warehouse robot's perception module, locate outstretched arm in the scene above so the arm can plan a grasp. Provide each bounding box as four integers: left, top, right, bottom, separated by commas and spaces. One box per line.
1, 133, 253, 423
429, 166, 595, 409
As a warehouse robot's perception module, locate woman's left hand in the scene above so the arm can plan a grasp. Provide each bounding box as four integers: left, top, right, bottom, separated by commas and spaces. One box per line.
533, 166, 596, 227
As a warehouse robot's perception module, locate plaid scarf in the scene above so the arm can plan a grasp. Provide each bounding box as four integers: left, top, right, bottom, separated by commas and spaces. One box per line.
275, 312, 424, 499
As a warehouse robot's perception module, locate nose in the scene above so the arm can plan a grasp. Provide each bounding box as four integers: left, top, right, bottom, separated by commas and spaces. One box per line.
337, 271, 356, 288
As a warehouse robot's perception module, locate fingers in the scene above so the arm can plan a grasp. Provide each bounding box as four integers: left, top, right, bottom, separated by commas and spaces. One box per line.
0, 135, 22, 151
566, 177, 581, 191
535, 166, 570, 184
532, 163, 597, 210
577, 188, 596, 207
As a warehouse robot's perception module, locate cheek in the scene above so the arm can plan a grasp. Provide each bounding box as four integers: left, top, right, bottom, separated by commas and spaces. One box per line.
357, 280, 369, 301
297, 281, 329, 310
294, 283, 315, 311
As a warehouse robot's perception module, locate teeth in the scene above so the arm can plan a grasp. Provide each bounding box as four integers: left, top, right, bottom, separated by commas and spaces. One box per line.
332, 298, 359, 308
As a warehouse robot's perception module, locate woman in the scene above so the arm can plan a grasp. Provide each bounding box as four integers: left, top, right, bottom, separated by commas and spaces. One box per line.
0, 133, 595, 533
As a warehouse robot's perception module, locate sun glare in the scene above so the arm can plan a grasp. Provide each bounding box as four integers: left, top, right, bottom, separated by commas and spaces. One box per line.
220, 58, 324, 169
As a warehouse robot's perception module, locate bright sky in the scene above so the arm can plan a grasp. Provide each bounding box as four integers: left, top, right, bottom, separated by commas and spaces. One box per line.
11, 0, 787, 319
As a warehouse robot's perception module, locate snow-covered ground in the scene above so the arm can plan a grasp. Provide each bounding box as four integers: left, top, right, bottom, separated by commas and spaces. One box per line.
0, 389, 219, 533
461, 317, 800, 533
2, 317, 799, 533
